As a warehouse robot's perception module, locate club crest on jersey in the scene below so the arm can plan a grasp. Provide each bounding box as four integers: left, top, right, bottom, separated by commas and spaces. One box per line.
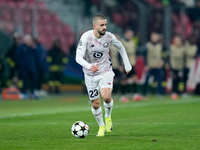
78, 40, 82, 46
103, 42, 109, 48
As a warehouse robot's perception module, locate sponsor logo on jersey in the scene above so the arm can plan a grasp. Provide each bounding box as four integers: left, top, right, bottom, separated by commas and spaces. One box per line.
93, 52, 103, 58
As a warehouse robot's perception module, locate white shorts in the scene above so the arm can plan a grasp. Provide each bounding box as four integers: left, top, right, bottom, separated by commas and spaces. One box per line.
84, 71, 115, 100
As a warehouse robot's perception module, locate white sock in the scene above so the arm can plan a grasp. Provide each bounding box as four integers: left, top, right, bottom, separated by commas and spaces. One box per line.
104, 99, 113, 118
91, 106, 105, 126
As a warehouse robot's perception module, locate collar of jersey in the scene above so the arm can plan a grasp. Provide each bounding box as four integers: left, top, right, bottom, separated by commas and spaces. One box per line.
92, 30, 105, 40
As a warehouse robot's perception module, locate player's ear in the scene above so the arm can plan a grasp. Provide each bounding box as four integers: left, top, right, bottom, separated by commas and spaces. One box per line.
93, 24, 95, 29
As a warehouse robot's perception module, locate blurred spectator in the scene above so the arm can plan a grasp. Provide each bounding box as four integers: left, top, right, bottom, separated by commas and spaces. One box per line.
169, 35, 185, 99
47, 38, 68, 94
15, 34, 38, 99
142, 32, 164, 99
120, 29, 142, 101
6, 32, 21, 87
183, 36, 198, 96
34, 36, 48, 97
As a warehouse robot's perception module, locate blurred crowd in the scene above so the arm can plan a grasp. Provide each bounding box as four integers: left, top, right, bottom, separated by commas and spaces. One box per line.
1, 0, 200, 100
85, 0, 200, 50
0, 33, 68, 99
110, 29, 199, 102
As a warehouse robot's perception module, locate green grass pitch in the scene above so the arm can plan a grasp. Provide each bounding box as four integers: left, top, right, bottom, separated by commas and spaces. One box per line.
0, 94, 200, 150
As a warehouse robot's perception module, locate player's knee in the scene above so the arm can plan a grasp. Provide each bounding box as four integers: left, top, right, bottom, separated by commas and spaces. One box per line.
102, 94, 111, 103
92, 100, 100, 109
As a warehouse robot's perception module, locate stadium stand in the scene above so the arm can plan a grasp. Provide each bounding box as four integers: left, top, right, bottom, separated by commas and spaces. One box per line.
41, 0, 123, 39
0, 0, 75, 55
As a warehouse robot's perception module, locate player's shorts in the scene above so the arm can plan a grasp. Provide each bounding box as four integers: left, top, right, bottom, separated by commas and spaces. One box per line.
84, 71, 115, 100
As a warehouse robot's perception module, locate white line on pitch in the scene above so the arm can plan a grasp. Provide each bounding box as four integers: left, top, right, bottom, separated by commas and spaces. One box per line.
0, 99, 199, 119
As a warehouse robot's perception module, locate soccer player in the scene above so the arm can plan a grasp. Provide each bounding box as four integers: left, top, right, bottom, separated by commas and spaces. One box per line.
76, 15, 132, 137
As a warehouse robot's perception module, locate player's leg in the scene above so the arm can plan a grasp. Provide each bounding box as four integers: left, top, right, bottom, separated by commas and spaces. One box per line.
29, 69, 38, 99
128, 66, 142, 101
132, 73, 142, 101
156, 68, 163, 97
183, 68, 189, 96
101, 88, 113, 133
99, 71, 114, 133
91, 97, 105, 136
101, 88, 113, 117
85, 74, 105, 136
20, 69, 28, 99
120, 72, 129, 102
142, 69, 151, 99
171, 70, 179, 99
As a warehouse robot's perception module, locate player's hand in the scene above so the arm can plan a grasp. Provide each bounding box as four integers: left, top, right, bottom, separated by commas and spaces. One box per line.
90, 65, 99, 72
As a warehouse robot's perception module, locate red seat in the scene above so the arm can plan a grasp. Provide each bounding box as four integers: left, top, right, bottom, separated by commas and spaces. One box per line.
7, 1, 16, 8
54, 25, 63, 34
24, 26, 32, 34
37, 24, 44, 34
112, 12, 122, 26
16, 1, 26, 8
37, 1, 46, 9
5, 23, 14, 34
68, 35, 75, 46
0, 1, 6, 6
26, 0, 36, 7
51, 14, 59, 24
43, 24, 52, 35
1, 10, 14, 22
23, 13, 32, 23
41, 13, 51, 23
63, 25, 72, 34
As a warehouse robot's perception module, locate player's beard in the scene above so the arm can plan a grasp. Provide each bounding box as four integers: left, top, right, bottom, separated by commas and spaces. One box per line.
97, 29, 106, 35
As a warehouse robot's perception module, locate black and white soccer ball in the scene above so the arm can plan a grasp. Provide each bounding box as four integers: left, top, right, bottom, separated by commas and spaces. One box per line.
71, 121, 89, 138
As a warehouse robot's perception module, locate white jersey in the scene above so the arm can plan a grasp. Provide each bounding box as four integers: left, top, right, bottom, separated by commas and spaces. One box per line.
76, 30, 132, 76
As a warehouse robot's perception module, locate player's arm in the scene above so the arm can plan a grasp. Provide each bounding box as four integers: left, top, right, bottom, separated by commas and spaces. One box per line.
75, 33, 98, 72
111, 34, 132, 74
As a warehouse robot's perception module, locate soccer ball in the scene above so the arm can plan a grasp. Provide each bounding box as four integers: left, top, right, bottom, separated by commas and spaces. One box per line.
71, 121, 89, 138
